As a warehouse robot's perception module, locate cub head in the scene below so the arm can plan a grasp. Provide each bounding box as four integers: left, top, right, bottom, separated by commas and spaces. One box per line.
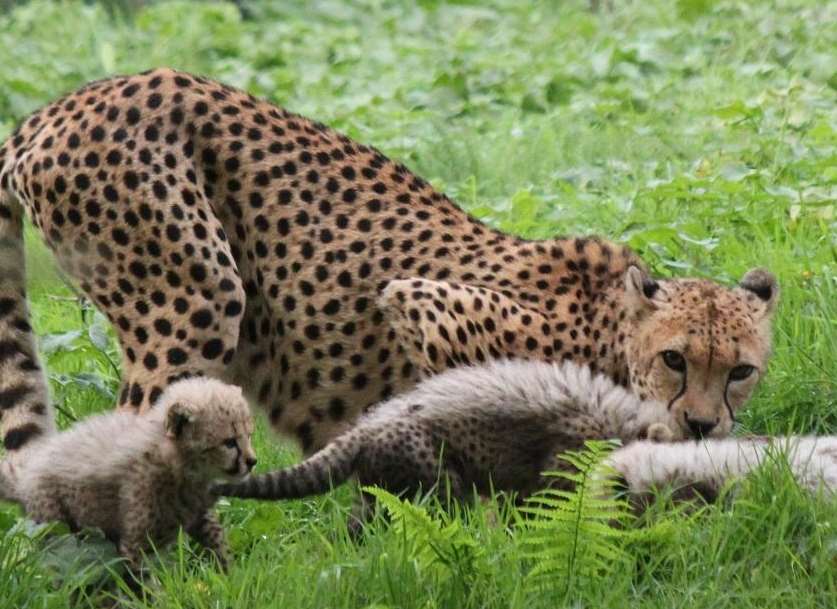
161, 378, 257, 481
623, 265, 778, 440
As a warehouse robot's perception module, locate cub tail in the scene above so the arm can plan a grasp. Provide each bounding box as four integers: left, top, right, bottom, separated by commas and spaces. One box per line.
216, 432, 361, 500
0, 137, 55, 454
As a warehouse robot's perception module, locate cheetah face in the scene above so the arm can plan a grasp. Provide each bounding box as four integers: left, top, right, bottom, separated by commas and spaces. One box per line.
162, 379, 257, 481
623, 266, 778, 439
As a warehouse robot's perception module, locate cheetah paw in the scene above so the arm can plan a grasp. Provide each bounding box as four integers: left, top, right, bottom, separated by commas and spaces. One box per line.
646, 423, 675, 443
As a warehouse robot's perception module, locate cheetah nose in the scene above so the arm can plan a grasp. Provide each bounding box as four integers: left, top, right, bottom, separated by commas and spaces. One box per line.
245, 457, 257, 471
685, 413, 718, 439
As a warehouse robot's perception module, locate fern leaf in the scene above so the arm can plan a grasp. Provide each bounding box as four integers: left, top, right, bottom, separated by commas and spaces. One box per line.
362, 486, 483, 583
517, 440, 634, 593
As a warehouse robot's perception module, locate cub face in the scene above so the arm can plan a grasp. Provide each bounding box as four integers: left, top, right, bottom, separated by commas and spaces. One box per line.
623, 266, 778, 439
162, 378, 257, 481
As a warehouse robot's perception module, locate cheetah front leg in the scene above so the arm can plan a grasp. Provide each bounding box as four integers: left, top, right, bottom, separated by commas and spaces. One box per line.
117, 506, 153, 585
115, 470, 160, 588
186, 509, 230, 571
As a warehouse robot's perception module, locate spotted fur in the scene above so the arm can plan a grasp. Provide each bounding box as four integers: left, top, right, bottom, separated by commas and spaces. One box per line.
607, 435, 837, 504
216, 359, 681, 528
0, 68, 778, 458
0, 377, 255, 572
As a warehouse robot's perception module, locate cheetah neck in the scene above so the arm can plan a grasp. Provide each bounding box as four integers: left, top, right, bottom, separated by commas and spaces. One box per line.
488, 235, 637, 391
589, 280, 634, 389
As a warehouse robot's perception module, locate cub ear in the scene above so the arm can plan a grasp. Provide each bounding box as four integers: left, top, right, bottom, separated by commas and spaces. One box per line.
165, 402, 196, 439
379, 278, 555, 377
624, 265, 664, 317
737, 268, 778, 318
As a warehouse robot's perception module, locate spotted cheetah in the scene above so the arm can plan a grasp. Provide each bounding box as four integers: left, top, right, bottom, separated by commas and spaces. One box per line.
0, 377, 255, 572
0, 69, 778, 461
215, 359, 679, 530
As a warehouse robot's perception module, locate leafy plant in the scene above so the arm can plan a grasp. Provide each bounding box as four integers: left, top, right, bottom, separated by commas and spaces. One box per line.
363, 486, 484, 587
516, 441, 632, 595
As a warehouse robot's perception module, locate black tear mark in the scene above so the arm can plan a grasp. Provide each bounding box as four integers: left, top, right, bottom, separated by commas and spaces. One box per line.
667, 365, 687, 412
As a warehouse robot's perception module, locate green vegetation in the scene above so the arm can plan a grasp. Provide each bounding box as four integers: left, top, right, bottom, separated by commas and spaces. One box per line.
0, 0, 834, 606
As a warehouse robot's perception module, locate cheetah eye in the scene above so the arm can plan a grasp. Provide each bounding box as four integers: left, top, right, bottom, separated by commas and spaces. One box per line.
223, 438, 238, 449
729, 365, 756, 381
661, 350, 686, 372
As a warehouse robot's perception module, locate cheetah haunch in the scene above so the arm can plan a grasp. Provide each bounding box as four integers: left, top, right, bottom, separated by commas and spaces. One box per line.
0, 68, 777, 462
215, 359, 681, 531
0, 378, 255, 573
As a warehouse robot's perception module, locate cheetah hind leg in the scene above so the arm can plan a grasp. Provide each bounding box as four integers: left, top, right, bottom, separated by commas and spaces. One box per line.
347, 488, 377, 540
42, 177, 247, 413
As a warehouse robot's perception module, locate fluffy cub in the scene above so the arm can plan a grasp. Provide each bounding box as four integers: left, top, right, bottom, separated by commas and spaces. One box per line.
607, 435, 837, 505
0, 378, 255, 572
216, 359, 681, 530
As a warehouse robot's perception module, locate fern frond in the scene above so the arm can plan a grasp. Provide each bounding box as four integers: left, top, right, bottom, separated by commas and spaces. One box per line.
517, 440, 634, 594
362, 486, 483, 583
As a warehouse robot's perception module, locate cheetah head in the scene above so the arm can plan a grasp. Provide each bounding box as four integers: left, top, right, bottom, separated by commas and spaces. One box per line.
161, 378, 257, 481
623, 266, 778, 439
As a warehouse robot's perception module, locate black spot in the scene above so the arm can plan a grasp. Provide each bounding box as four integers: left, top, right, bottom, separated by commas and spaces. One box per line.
126, 106, 141, 125
167, 347, 188, 365
122, 83, 140, 98
224, 301, 243, 317
152, 180, 168, 201
202, 339, 224, 360
190, 309, 213, 329
143, 352, 158, 370
129, 383, 144, 407
190, 263, 207, 282
154, 318, 173, 336
103, 184, 119, 202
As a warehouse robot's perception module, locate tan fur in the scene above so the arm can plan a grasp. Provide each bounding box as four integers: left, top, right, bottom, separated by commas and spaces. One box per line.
0, 69, 777, 458
0, 378, 255, 572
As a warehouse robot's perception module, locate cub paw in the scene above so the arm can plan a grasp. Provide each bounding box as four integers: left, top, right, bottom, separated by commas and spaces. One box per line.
646, 423, 675, 443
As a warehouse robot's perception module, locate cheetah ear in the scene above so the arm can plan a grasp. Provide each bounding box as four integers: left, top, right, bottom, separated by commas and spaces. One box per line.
165, 402, 196, 439
737, 268, 778, 319
380, 278, 554, 376
624, 265, 664, 316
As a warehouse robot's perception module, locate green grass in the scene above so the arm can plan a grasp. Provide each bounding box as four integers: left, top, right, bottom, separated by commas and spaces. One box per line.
0, 0, 835, 606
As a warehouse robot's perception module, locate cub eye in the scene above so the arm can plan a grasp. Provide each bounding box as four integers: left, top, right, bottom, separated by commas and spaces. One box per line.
661, 350, 686, 372
223, 438, 238, 449
729, 365, 756, 381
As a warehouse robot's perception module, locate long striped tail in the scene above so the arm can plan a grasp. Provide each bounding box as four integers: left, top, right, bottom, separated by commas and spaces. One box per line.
0, 140, 55, 454
216, 434, 361, 500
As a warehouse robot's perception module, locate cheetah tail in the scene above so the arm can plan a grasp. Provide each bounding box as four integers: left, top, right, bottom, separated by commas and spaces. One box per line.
0, 148, 55, 454
216, 433, 361, 500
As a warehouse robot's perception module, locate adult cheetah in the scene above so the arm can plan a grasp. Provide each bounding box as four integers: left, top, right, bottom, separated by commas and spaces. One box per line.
0, 69, 777, 459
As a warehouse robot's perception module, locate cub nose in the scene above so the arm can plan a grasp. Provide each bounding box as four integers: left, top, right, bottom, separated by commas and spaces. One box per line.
245, 457, 257, 471
685, 414, 717, 439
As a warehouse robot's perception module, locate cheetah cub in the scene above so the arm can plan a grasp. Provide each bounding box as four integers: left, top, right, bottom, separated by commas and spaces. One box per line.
216, 359, 681, 529
0, 378, 255, 573
607, 435, 837, 505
